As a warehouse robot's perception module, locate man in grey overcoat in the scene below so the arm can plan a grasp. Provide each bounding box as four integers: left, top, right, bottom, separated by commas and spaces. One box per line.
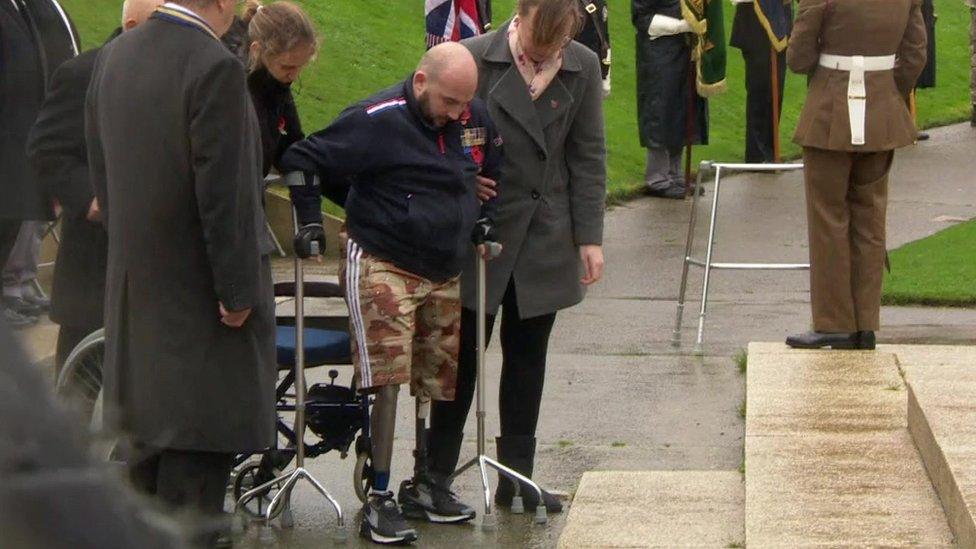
86, 0, 276, 534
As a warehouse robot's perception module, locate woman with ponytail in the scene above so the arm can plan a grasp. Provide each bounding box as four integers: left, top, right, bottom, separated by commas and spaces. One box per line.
240, 0, 318, 177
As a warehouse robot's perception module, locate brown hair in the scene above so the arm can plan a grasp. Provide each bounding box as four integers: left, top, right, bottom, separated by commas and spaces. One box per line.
516, 0, 584, 48
242, 0, 318, 72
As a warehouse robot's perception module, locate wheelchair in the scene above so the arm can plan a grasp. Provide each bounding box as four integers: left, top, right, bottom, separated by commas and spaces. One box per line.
55, 278, 375, 523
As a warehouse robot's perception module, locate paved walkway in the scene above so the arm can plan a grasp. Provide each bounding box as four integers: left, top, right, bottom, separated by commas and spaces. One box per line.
12, 124, 976, 547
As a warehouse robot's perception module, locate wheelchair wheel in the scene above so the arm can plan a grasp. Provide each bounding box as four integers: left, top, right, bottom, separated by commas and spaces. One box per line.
233, 461, 285, 520
353, 435, 374, 503
56, 328, 106, 419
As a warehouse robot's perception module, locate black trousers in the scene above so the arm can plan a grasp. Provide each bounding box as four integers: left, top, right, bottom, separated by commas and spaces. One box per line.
431, 279, 556, 442
0, 219, 22, 271
129, 448, 233, 547
741, 46, 787, 163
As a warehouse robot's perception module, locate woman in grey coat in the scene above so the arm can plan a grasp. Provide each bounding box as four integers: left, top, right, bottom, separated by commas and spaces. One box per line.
425, 0, 607, 514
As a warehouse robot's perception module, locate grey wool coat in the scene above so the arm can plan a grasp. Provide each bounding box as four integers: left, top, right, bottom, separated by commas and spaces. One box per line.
86, 14, 276, 453
460, 24, 607, 319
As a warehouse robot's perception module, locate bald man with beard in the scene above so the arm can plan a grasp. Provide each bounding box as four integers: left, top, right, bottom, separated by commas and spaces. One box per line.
283, 42, 503, 544
27, 0, 164, 374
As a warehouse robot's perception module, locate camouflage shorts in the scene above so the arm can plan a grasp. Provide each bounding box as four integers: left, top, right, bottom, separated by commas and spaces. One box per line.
339, 236, 460, 401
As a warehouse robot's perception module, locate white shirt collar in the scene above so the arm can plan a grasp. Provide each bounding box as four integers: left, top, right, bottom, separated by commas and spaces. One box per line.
162, 2, 204, 21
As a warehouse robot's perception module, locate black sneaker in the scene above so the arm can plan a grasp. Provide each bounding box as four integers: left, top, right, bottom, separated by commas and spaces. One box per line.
398, 475, 476, 524
360, 491, 418, 545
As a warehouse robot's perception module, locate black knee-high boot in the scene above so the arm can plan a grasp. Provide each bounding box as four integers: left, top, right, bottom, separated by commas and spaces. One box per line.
493, 435, 562, 513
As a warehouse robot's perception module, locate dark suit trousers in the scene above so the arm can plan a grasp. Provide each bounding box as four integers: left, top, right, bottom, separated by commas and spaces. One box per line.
742, 46, 787, 163
803, 147, 893, 333
430, 278, 556, 470
129, 448, 233, 547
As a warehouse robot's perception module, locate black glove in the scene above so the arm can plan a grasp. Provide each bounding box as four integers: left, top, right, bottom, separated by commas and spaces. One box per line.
470, 217, 497, 246
294, 223, 325, 259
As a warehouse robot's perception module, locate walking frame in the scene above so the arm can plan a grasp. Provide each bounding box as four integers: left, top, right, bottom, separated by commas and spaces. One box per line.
672, 161, 807, 355
449, 241, 549, 529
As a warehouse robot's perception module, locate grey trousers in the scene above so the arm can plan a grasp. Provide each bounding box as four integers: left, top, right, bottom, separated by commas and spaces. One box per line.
644, 146, 684, 189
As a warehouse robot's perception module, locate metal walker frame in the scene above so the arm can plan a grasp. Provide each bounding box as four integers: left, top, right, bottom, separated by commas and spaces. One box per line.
672, 161, 808, 355
449, 243, 549, 529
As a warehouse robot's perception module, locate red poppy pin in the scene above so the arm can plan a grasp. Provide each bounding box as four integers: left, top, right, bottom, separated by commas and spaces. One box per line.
277, 116, 287, 135
550, 99, 559, 109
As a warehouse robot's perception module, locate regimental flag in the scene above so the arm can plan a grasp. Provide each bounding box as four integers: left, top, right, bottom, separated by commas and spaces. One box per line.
425, 0, 489, 49
681, 0, 727, 97
754, 0, 791, 52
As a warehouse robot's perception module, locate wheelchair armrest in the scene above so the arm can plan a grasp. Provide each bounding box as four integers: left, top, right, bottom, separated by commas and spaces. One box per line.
273, 281, 344, 299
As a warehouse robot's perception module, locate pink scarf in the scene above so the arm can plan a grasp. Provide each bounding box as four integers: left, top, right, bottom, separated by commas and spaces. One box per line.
508, 15, 563, 101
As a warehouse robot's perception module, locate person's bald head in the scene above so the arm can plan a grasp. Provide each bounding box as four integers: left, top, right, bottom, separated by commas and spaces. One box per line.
121, 0, 164, 31
413, 42, 478, 127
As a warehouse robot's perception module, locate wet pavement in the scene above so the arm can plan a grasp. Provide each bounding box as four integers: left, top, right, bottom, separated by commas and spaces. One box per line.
13, 124, 976, 547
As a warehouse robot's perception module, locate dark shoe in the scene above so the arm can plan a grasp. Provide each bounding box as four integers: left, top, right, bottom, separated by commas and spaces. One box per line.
644, 181, 687, 200
856, 331, 876, 350
2, 306, 37, 329
360, 491, 418, 545
2, 295, 43, 317
785, 331, 859, 350
22, 291, 50, 312
916, 132, 930, 141
398, 474, 475, 524
971, 105, 976, 127
494, 436, 563, 513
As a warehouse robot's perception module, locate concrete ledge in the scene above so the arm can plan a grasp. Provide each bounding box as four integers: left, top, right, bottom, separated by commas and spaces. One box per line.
557, 471, 744, 548
745, 343, 954, 547
895, 345, 976, 549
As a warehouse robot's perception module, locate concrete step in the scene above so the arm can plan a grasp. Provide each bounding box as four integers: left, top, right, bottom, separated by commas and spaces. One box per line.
893, 345, 976, 548
557, 471, 744, 548
745, 342, 954, 547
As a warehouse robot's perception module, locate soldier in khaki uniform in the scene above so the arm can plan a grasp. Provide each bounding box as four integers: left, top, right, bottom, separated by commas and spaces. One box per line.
784, 0, 927, 350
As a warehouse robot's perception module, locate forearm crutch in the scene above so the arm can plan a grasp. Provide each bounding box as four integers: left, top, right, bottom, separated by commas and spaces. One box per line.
235, 206, 346, 543
449, 242, 549, 529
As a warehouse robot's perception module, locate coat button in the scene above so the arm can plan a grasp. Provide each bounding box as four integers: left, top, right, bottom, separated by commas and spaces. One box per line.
531, 190, 541, 200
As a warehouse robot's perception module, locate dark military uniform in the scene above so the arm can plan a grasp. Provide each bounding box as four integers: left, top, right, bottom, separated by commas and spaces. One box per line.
632, 0, 708, 195
577, 0, 612, 92
729, 0, 793, 163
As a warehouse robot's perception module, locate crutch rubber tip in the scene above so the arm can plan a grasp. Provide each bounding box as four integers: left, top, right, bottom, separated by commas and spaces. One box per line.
693, 345, 704, 356
511, 495, 525, 514
534, 506, 548, 524
481, 512, 498, 531
332, 528, 349, 544
258, 525, 276, 544
671, 337, 681, 348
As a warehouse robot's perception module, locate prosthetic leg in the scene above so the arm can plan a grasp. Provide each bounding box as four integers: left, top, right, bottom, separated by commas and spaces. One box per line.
449, 243, 549, 529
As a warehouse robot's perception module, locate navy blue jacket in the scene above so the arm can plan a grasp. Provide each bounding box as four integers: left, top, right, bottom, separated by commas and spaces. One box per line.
282, 77, 502, 283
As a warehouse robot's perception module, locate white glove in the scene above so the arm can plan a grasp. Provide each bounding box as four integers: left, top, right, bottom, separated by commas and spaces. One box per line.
648, 14, 693, 40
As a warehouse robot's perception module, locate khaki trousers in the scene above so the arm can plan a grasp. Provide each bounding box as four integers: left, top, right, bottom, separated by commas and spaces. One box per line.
802, 147, 893, 332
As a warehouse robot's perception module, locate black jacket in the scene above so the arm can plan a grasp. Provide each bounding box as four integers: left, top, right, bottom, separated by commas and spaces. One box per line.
0, 0, 78, 221
577, 0, 611, 79
283, 77, 502, 283
26, 30, 119, 329
248, 67, 304, 177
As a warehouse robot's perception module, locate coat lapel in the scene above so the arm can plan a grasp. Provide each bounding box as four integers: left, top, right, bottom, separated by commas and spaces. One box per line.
535, 75, 573, 130
483, 22, 548, 154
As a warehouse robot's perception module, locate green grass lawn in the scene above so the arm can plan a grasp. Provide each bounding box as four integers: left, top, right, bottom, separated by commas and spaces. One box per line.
62, 0, 974, 203
882, 220, 976, 307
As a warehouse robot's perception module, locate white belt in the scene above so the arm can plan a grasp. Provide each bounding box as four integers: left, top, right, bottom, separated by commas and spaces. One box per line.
818, 54, 896, 145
